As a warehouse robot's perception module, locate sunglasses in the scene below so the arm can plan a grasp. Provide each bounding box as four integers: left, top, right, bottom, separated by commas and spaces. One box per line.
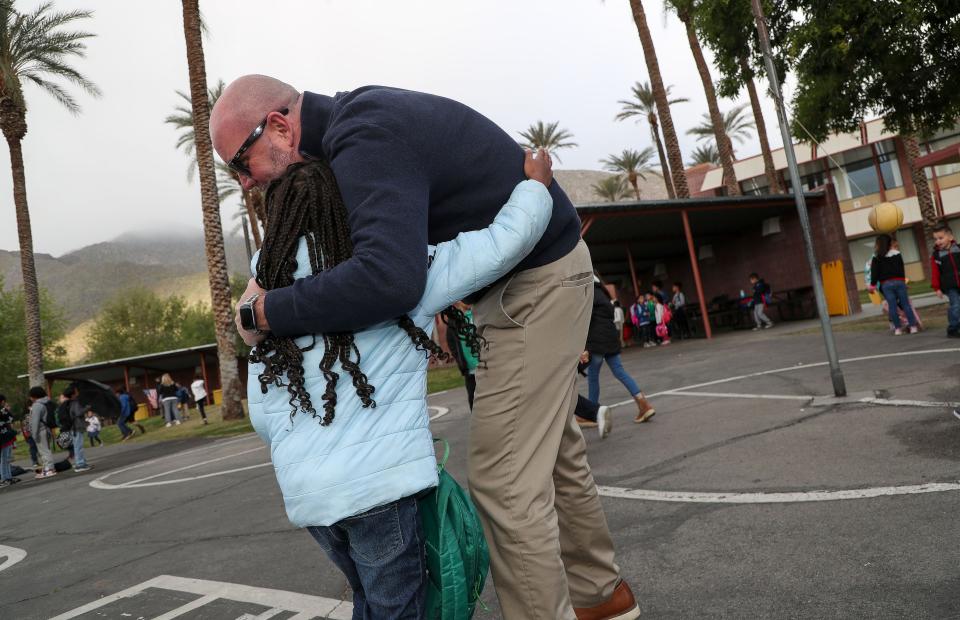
227, 107, 289, 178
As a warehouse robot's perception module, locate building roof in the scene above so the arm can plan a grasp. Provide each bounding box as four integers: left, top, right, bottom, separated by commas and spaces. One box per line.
578, 191, 826, 284
25, 344, 220, 384
554, 169, 668, 205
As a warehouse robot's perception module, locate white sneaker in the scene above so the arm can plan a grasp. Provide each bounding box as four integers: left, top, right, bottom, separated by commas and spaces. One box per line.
174, 420, 181, 425
752, 326, 761, 331
764, 322, 774, 329
909, 326, 919, 334
894, 328, 903, 336
597, 405, 612, 439
165, 422, 172, 428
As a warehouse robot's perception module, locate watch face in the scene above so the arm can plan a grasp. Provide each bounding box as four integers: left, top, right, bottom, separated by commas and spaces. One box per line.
239, 304, 257, 331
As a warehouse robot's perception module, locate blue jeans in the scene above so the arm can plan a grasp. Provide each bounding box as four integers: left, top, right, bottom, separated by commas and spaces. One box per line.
588, 353, 642, 403
1, 445, 12, 480
880, 280, 917, 328
26, 436, 38, 465
71, 430, 87, 468
117, 412, 131, 438
307, 496, 426, 620
946, 288, 960, 333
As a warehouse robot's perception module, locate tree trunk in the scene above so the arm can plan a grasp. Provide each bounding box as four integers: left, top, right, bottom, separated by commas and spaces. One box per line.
627, 170, 640, 199
6, 135, 44, 388
903, 134, 938, 279
682, 14, 740, 196
649, 114, 676, 199
629, 0, 690, 197
741, 57, 782, 194
240, 214, 253, 263
181, 0, 244, 419
240, 188, 262, 248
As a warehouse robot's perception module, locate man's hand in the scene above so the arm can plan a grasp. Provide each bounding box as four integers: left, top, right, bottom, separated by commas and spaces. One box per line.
937, 289, 944, 299
235, 278, 270, 346
524, 148, 553, 187
579, 350, 590, 365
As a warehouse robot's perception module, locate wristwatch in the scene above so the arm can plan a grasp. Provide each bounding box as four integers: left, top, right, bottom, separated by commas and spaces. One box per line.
239, 293, 262, 333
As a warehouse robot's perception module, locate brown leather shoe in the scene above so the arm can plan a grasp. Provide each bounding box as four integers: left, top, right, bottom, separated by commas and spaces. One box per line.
576, 415, 599, 428
633, 393, 656, 424
574, 580, 640, 620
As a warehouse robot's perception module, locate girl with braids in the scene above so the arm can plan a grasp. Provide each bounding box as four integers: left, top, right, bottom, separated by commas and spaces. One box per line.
247, 151, 554, 618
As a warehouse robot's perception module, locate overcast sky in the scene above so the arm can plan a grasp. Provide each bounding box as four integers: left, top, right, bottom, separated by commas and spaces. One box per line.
0, 0, 790, 256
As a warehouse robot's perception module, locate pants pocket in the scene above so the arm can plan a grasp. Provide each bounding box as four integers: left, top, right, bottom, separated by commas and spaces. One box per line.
341, 502, 405, 565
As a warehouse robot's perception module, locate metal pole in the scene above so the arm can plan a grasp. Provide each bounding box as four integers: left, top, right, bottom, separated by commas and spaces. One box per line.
751, 0, 846, 396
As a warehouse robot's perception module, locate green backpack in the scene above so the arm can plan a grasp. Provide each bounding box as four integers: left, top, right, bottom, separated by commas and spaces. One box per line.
419, 439, 490, 620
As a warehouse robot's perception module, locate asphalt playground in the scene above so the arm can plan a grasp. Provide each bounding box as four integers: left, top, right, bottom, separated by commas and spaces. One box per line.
2, 314, 959, 619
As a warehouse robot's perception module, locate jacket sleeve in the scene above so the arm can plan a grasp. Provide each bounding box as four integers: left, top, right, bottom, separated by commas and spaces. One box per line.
931, 254, 941, 291
263, 122, 430, 337
417, 180, 552, 317
870, 258, 880, 286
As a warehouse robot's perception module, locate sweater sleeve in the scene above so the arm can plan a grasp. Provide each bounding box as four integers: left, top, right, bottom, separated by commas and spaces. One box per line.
870, 257, 880, 286
416, 180, 553, 317
931, 254, 941, 291
263, 122, 430, 337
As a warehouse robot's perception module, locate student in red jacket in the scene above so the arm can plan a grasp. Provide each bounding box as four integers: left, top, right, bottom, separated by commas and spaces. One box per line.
930, 223, 960, 339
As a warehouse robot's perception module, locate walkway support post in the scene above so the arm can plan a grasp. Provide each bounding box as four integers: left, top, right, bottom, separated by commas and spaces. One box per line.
625, 244, 641, 299
751, 0, 846, 396
681, 209, 713, 340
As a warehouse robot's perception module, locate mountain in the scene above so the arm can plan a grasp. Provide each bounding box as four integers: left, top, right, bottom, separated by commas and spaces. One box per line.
554, 169, 668, 204
0, 230, 251, 330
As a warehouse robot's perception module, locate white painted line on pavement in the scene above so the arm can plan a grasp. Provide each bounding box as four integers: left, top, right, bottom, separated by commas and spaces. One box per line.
0, 545, 26, 572
429, 405, 450, 421
598, 481, 960, 504
49, 574, 353, 620
604, 347, 960, 409
662, 391, 814, 401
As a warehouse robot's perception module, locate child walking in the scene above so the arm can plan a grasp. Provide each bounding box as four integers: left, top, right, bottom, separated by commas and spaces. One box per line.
930, 223, 960, 338
85, 411, 103, 447
870, 234, 918, 335
247, 152, 554, 618
0, 395, 17, 487
670, 281, 691, 339
748, 273, 775, 330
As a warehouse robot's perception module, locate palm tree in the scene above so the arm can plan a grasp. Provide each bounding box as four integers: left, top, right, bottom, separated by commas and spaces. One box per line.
0, 1, 100, 388
664, 0, 740, 196
518, 121, 577, 162
687, 103, 756, 152
601, 148, 657, 199
592, 175, 632, 202
180, 0, 243, 419
616, 82, 688, 199
688, 144, 721, 167
738, 57, 783, 193
166, 80, 263, 248
628, 0, 691, 198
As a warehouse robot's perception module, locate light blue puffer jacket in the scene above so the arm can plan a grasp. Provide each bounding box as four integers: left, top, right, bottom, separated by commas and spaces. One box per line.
248, 179, 553, 527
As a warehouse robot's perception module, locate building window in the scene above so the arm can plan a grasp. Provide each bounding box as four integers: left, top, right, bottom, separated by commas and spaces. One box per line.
825, 145, 882, 201
874, 139, 903, 189
925, 129, 960, 178
784, 160, 827, 194
741, 176, 769, 196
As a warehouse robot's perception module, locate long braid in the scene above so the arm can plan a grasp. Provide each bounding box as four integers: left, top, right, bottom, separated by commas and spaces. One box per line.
251, 160, 450, 426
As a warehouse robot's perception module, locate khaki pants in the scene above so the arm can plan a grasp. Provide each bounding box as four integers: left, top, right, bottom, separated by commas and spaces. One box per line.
469, 241, 621, 619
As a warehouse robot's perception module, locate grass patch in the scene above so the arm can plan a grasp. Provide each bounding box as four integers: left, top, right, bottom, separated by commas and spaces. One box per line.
858, 279, 933, 306
13, 368, 463, 463
791, 311, 949, 335
427, 365, 465, 394
12, 402, 251, 463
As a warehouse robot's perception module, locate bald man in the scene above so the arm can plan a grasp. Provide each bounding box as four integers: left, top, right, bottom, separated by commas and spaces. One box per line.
212, 75, 637, 620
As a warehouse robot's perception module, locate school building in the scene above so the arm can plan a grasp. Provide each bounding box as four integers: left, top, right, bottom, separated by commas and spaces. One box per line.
691, 119, 960, 288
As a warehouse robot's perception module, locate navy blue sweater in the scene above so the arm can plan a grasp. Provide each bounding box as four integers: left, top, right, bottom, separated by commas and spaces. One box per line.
263, 87, 581, 337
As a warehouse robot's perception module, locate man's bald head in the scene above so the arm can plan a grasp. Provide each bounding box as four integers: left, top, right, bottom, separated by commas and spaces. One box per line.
210, 75, 300, 162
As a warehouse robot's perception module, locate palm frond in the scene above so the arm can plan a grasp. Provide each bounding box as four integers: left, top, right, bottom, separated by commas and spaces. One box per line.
687, 104, 756, 144
688, 143, 721, 167
517, 120, 577, 163
591, 175, 632, 202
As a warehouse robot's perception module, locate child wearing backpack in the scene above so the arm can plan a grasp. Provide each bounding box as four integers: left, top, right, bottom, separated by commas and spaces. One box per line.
748, 272, 775, 330
931, 223, 960, 338
653, 294, 672, 346
247, 152, 554, 618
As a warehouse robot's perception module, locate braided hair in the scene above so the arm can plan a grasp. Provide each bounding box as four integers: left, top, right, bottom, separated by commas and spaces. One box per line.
250, 160, 485, 426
